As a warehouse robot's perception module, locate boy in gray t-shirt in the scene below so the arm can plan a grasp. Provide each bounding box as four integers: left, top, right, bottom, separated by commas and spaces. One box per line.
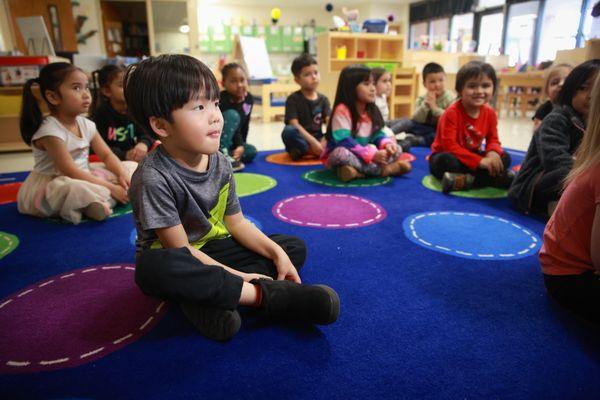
124, 55, 339, 342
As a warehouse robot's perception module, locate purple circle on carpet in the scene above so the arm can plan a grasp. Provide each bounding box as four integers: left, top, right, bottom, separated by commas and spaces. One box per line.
272, 193, 386, 229
0, 264, 168, 373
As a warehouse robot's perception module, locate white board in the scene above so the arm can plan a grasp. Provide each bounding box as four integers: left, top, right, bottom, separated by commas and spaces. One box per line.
16, 16, 55, 56
238, 35, 273, 80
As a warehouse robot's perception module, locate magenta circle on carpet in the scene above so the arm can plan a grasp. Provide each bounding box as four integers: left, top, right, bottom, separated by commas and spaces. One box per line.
272, 193, 386, 229
0, 264, 168, 373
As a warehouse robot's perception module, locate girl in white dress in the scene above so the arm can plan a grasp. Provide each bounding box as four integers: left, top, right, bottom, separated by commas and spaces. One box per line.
18, 62, 137, 224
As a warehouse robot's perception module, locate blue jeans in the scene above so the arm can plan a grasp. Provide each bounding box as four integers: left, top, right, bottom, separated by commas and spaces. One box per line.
281, 125, 322, 156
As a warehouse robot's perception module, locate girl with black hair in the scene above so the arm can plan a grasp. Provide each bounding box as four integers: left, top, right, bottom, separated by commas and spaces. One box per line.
323, 64, 411, 182
91, 64, 154, 162
509, 59, 600, 218
17, 62, 137, 224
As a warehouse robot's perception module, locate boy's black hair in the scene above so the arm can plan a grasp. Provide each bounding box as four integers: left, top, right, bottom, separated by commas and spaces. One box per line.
326, 64, 384, 141
455, 61, 497, 95
221, 62, 245, 81
370, 67, 388, 85
291, 53, 318, 77
20, 62, 80, 145
556, 59, 600, 107
123, 54, 219, 137
422, 62, 445, 83
90, 64, 124, 117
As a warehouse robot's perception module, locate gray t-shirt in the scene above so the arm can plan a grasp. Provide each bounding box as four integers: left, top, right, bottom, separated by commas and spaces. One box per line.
129, 146, 241, 252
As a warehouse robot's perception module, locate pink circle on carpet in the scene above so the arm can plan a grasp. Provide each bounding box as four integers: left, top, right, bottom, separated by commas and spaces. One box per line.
0, 264, 168, 373
272, 193, 386, 229
400, 152, 416, 162
512, 164, 521, 172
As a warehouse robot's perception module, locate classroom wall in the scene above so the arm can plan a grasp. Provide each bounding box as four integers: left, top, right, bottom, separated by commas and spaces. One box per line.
74, 0, 105, 55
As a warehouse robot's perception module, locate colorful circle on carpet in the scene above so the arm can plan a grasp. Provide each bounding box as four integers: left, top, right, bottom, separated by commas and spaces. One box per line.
402, 211, 540, 260
234, 173, 277, 197
0, 232, 19, 259
272, 193, 386, 229
265, 152, 322, 166
245, 215, 263, 231
512, 164, 521, 173
0, 264, 168, 373
302, 169, 392, 188
400, 152, 416, 162
0, 182, 21, 205
421, 175, 507, 199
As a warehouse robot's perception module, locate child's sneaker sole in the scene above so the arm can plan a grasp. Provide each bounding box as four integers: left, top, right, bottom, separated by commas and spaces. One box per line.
180, 303, 241, 341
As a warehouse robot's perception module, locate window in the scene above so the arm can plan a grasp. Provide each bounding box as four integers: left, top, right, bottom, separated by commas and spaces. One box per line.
582, 0, 600, 42
505, 1, 539, 66
429, 18, 449, 50
450, 13, 474, 52
410, 22, 429, 49
477, 12, 504, 55
537, 0, 583, 62
477, 0, 505, 8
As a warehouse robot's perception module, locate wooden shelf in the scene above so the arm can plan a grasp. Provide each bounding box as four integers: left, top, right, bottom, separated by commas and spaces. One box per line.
389, 67, 418, 119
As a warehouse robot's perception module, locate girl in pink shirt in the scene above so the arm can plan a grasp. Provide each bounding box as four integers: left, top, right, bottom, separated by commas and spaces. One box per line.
322, 65, 411, 182
539, 74, 600, 323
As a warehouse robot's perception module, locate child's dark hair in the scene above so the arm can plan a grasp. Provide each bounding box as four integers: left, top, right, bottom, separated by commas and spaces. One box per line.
20, 62, 80, 145
455, 61, 497, 95
221, 62, 245, 81
123, 54, 219, 137
91, 64, 125, 117
422, 62, 444, 83
326, 64, 384, 140
556, 59, 600, 108
291, 53, 318, 77
371, 67, 388, 84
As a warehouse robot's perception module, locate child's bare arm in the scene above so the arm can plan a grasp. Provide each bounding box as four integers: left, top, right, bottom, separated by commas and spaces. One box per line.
224, 212, 301, 282
592, 204, 600, 272
37, 136, 126, 202
155, 224, 271, 281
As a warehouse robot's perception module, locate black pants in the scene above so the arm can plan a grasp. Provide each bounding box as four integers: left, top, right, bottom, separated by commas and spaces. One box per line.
429, 152, 512, 188
135, 234, 307, 310
544, 271, 600, 323
531, 167, 570, 213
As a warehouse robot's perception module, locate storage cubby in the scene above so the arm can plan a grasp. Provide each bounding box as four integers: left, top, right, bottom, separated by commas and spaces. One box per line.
389, 68, 418, 119
317, 32, 405, 100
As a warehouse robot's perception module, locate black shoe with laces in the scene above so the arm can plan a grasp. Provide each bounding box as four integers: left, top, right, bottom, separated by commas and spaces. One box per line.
180, 303, 241, 341
251, 279, 340, 325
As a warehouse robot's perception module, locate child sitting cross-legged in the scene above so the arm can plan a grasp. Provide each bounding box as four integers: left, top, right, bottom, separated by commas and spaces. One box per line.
124, 55, 340, 342
323, 64, 411, 183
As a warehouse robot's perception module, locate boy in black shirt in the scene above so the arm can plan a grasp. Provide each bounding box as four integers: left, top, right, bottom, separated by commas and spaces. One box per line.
282, 54, 331, 160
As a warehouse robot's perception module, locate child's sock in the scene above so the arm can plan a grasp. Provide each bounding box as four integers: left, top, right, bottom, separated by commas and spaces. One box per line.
337, 165, 364, 182
381, 160, 412, 177
83, 201, 111, 221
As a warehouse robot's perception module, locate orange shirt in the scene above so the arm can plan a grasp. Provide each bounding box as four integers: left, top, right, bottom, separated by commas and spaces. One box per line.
431, 100, 503, 170
539, 163, 600, 275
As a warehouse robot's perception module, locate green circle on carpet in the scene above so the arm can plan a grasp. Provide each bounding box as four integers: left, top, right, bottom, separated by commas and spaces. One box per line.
0, 231, 19, 259
302, 169, 392, 188
234, 173, 277, 197
421, 175, 507, 198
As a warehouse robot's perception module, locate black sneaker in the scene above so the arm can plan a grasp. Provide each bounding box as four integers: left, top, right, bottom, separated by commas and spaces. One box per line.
441, 172, 475, 194
404, 133, 426, 147
180, 303, 241, 341
231, 160, 245, 172
396, 139, 412, 153
252, 279, 340, 325
493, 169, 516, 189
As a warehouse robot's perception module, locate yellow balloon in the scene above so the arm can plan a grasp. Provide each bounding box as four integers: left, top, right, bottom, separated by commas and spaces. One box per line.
271, 8, 281, 20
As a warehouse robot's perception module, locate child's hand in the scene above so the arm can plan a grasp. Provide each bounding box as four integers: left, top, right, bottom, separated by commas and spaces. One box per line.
232, 146, 245, 161
385, 142, 398, 156
373, 149, 389, 165
117, 174, 130, 190
128, 143, 148, 162
479, 152, 503, 177
425, 91, 437, 109
110, 184, 129, 204
274, 253, 301, 283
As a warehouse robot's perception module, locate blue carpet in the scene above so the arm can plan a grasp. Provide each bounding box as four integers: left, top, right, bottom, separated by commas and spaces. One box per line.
1, 147, 599, 399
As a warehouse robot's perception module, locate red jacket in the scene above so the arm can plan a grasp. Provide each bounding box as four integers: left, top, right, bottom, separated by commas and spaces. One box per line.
431, 100, 504, 170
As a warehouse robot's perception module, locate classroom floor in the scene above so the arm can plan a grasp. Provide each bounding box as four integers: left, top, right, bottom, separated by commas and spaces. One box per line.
0, 115, 535, 173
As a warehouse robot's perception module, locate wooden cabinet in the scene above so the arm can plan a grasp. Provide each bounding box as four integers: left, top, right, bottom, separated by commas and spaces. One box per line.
316, 32, 404, 101
389, 68, 418, 119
